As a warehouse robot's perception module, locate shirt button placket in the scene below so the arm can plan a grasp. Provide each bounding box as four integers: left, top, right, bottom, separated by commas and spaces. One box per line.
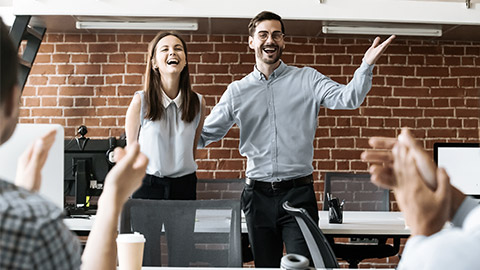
267, 81, 278, 175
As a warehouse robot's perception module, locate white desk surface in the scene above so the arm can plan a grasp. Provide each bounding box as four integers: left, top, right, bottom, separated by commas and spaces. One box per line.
65, 210, 409, 236
319, 211, 409, 236
64, 216, 96, 231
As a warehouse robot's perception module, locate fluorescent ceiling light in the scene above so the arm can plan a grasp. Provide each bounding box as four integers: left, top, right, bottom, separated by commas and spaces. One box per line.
76, 20, 198, 31
322, 25, 442, 37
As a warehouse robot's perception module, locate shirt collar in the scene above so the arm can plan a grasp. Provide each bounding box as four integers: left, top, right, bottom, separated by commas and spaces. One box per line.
161, 90, 182, 108
253, 60, 287, 81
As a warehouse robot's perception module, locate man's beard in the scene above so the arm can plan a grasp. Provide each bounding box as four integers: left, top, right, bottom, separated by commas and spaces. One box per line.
257, 44, 283, 65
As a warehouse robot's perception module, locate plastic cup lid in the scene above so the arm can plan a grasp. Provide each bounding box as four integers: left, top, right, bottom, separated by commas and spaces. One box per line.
116, 232, 146, 243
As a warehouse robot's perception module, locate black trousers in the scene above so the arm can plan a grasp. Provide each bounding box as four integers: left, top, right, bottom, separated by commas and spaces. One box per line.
131, 172, 197, 266
132, 172, 197, 200
241, 178, 319, 267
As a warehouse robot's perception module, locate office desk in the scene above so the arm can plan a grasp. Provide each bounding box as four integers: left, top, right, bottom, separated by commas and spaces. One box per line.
64, 216, 95, 231
65, 210, 409, 237
319, 211, 409, 238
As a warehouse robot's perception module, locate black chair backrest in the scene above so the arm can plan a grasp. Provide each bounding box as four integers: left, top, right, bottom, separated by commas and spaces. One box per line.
324, 172, 389, 211
283, 201, 340, 269
120, 199, 242, 267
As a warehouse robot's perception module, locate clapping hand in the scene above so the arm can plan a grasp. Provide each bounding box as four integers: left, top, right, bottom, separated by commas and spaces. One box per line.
361, 129, 437, 190
15, 129, 57, 192
361, 136, 397, 189
392, 130, 451, 236
363, 35, 396, 65
101, 142, 148, 206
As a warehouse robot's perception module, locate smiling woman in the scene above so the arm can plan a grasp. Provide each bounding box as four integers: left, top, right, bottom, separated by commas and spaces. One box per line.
124, 32, 206, 201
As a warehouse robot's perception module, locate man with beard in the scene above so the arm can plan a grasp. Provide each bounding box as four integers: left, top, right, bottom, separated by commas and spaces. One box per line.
198, 11, 395, 267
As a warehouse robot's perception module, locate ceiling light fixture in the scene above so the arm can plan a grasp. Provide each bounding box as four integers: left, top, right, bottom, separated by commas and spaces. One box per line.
322, 25, 442, 37
75, 20, 198, 31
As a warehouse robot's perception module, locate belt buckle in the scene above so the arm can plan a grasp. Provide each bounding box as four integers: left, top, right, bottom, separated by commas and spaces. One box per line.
271, 181, 280, 191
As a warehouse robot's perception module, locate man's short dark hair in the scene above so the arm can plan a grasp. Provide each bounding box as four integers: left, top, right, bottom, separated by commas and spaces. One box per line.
0, 18, 18, 105
248, 11, 285, 36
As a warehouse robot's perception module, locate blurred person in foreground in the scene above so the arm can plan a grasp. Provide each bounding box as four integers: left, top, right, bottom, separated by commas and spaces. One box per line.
0, 18, 148, 270
362, 128, 479, 269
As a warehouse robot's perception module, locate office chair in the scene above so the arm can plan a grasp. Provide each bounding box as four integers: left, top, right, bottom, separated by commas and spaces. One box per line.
282, 201, 340, 269
324, 172, 400, 268
120, 199, 242, 267
197, 178, 252, 263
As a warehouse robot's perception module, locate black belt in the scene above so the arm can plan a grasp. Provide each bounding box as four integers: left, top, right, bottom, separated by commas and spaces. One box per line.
245, 174, 313, 190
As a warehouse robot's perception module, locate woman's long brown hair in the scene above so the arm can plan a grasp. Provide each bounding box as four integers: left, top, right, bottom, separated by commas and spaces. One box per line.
144, 32, 200, 122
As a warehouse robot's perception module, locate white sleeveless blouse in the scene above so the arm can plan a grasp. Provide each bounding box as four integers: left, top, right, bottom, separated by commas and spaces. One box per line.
136, 90, 202, 178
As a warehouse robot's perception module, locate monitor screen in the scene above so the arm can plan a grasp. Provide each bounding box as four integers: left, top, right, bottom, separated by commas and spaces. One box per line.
434, 143, 480, 196
0, 124, 64, 209
64, 137, 125, 210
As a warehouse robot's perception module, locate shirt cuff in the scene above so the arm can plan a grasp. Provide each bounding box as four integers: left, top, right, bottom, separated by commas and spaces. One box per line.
360, 59, 375, 74
451, 196, 479, 228
197, 136, 206, 149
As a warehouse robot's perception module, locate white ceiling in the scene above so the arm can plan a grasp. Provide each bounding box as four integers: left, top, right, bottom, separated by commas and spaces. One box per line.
5, 0, 480, 41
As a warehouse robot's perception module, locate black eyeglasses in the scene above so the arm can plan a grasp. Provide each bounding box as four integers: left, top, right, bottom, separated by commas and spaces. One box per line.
256, 31, 285, 42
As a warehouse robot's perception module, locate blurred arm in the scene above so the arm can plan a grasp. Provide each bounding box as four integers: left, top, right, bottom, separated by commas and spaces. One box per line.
193, 97, 206, 159
81, 143, 148, 270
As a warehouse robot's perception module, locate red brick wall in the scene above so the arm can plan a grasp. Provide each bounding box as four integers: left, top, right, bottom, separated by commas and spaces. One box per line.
20, 33, 480, 267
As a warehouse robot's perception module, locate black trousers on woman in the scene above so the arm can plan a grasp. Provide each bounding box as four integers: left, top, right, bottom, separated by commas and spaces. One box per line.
131, 172, 197, 266
132, 172, 197, 200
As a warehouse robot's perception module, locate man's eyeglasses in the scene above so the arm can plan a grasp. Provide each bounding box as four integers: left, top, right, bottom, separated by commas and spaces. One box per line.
256, 31, 285, 42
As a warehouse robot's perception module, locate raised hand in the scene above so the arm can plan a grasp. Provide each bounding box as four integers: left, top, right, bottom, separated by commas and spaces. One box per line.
392, 140, 451, 236
361, 136, 396, 189
363, 35, 395, 65
15, 129, 57, 192
397, 129, 437, 190
361, 128, 437, 190
101, 142, 148, 206
363, 128, 467, 224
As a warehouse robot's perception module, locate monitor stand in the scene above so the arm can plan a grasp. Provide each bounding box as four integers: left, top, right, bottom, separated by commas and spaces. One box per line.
65, 159, 94, 217
75, 159, 88, 208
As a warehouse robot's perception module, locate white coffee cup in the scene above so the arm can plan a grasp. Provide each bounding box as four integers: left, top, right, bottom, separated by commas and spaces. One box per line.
116, 232, 146, 270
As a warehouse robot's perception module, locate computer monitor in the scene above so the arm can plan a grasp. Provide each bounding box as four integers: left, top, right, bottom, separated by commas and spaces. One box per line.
433, 142, 480, 197
0, 124, 64, 209
64, 137, 125, 213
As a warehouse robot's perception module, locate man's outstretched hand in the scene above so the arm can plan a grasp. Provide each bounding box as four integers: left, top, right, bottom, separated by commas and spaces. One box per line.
363, 35, 396, 65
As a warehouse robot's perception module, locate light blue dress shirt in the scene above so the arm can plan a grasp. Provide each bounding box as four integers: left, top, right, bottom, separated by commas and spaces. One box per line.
199, 60, 374, 182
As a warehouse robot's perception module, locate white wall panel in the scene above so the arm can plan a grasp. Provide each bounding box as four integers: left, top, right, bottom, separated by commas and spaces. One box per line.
12, 0, 480, 25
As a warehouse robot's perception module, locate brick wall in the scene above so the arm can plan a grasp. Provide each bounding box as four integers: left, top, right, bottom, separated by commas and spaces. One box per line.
20, 33, 480, 268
